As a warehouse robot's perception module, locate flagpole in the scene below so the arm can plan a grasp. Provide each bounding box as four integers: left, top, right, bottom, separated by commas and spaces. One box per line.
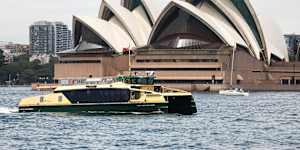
128, 44, 131, 73
230, 45, 236, 87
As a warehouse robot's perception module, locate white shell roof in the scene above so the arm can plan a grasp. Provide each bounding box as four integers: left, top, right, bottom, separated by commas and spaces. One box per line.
149, 0, 247, 48
141, 0, 170, 23
244, 0, 266, 51
72, 0, 289, 64
74, 16, 135, 53
196, 1, 247, 48
258, 15, 289, 62
212, 0, 289, 63
99, 0, 151, 47
211, 0, 262, 59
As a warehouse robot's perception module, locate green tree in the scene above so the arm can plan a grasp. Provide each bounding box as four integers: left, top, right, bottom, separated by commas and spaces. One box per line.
20, 69, 36, 84
0, 54, 59, 85
0, 49, 4, 67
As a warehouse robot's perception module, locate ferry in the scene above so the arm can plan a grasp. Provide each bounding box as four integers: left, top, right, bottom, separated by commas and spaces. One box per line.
18, 76, 197, 115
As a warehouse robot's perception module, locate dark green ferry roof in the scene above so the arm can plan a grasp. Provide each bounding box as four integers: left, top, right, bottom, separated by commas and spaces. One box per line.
116, 75, 155, 85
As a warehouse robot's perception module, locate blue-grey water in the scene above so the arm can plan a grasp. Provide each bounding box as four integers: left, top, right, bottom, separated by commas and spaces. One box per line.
0, 87, 300, 150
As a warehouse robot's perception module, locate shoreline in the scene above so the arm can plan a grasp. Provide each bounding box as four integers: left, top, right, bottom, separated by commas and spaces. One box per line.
0, 85, 31, 87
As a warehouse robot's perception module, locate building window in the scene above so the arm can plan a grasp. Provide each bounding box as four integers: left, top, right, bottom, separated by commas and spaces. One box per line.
136, 59, 218, 63
131, 68, 221, 71
155, 80, 223, 84
59, 60, 101, 64
281, 79, 289, 85
296, 80, 300, 85
290, 78, 295, 85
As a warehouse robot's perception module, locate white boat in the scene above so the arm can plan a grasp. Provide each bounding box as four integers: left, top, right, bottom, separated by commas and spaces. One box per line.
219, 46, 249, 96
219, 88, 249, 96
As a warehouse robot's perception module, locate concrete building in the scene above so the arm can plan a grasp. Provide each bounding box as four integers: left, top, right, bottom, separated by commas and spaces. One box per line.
0, 42, 30, 64
30, 21, 55, 54
54, 22, 73, 53
284, 34, 300, 61
29, 54, 51, 65
55, 0, 300, 91
2, 49, 14, 64
4, 43, 30, 56
30, 21, 72, 55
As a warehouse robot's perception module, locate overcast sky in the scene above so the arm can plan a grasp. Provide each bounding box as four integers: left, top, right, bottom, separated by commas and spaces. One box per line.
0, 0, 299, 44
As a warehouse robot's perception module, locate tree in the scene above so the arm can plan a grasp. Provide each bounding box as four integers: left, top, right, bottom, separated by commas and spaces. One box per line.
19, 69, 36, 84
0, 54, 59, 85
0, 49, 4, 67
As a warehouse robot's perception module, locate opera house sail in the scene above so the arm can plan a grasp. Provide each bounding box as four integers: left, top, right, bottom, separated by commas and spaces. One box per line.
55, 0, 300, 91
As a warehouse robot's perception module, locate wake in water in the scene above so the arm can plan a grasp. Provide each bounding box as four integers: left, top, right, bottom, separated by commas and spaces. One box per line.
0, 107, 19, 113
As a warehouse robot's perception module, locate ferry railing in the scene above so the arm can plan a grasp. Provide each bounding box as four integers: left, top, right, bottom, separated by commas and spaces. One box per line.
84, 76, 118, 85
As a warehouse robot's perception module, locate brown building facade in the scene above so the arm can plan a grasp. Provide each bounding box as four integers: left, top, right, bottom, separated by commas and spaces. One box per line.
55, 47, 300, 91
55, 51, 129, 84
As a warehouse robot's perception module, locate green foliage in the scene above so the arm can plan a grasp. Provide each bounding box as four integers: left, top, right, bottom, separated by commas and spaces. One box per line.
0, 54, 58, 85
0, 49, 4, 67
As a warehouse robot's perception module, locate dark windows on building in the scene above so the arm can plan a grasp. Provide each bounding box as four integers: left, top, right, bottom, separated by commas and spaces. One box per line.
281, 79, 289, 85
136, 59, 218, 63
150, 7, 224, 49
131, 68, 221, 71
74, 21, 111, 51
80, 25, 109, 47
280, 77, 300, 85
59, 60, 101, 64
155, 80, 223, 84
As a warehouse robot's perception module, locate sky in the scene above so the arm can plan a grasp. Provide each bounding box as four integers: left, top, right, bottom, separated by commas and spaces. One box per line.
0, 0, 299, 44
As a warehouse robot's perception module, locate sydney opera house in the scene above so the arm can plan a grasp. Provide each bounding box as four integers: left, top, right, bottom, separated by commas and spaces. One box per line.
55, 0, 300, 91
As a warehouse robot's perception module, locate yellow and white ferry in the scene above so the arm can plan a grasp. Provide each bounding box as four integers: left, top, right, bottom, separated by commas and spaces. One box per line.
19, 76, 197, 115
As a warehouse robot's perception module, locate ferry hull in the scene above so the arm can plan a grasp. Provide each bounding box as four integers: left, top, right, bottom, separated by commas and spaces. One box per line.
19, 102, 197, 115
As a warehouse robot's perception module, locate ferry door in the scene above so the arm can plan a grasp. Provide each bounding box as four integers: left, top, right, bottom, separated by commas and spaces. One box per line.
130, 91, 142, 101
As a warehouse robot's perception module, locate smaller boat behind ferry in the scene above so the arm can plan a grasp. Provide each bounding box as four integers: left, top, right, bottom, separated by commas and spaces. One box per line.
219, 46, 249, 97
19, 75, 197, 115
219, 88, 249, 96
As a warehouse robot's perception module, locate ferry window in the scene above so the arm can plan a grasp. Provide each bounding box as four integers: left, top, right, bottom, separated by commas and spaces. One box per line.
131, 78, 138, 84
131, 91, 141, 100
154, 86, 161, 92
135, 92, 141, 99
148, 78, 154, 84
63, 89, 130, 103
40, 97, 44, 103
87, 90, 91, 95
58, 96, 63, 102
137, 78, 146, 85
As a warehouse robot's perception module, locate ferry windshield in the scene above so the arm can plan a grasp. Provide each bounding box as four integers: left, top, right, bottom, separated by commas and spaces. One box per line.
116, 76, 155, 85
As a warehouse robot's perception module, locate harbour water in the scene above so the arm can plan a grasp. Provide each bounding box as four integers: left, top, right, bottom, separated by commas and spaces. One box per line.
0, 87, 300, 149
